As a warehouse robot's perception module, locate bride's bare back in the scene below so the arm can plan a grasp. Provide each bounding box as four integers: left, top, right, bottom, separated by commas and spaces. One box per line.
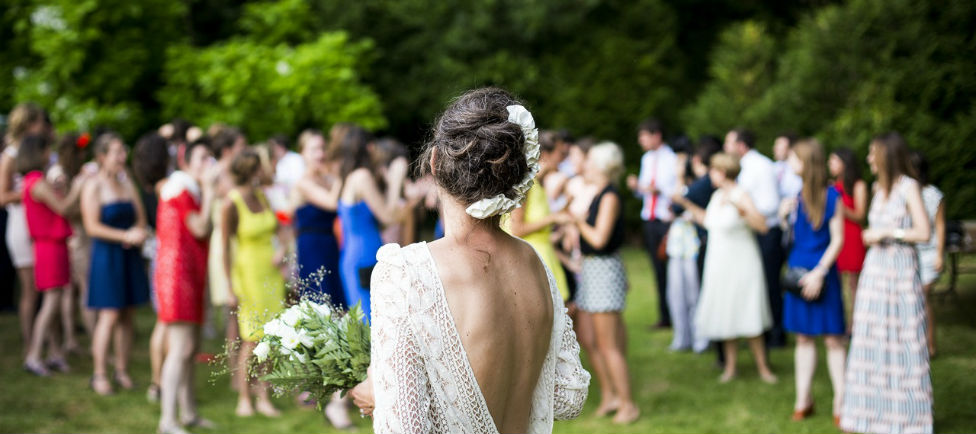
428, 234, 554, 433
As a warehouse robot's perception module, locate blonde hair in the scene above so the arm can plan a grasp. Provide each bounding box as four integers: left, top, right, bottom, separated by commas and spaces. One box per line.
7, 103, 45, 143
587, 141, 624, 182
792, 139, 828, 229
297, 129, 324, 153
709, 152, 741, 179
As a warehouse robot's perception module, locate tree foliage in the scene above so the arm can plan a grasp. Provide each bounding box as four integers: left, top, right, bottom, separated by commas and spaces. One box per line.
682, 0, 975, 217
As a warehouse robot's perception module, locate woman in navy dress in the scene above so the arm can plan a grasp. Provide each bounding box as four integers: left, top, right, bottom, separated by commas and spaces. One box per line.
779, 139, 846, 425
292, 130, 344, 307
82, 132, 150, 395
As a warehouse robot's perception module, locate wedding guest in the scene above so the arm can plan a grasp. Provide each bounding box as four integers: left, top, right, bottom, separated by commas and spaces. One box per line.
349, 87, 589, 432
207, 128, 246, 387
667, 138, 720, 353
55, 132, 97, 348
373, 137, 414, 245
154, 138, 217, 434
1, 103, 47, 355
504, 131, 570, 301
828, 148, 868, 309
333, 124, 414, 319
841, 132, 932, 434
269, 134, 305, 191
909, 150, 944, 357
132, 132, 173, 402
82, 132, 151, 395
292, 129, 344, 305
779, 140, 846, 425
690, 153, 777, 383
564, 142, 639, 424
773, 133, 803, 207
627, 119, 677, 329
723, 129, 785, 347
19, 134, 86, 375
221, 148, 285, 417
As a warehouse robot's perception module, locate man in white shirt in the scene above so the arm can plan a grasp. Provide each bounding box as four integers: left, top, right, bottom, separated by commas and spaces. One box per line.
269, 134, 306, 190
773, 134, 802, 203
724, 129, 787, 347
627, 119, 677, 329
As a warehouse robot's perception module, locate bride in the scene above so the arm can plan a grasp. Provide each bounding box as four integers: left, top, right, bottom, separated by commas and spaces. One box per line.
349, 87, 590, 433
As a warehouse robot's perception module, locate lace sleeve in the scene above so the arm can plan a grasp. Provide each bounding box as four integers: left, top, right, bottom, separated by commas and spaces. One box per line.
371, 245, 433, 434
552, 307, 590, 420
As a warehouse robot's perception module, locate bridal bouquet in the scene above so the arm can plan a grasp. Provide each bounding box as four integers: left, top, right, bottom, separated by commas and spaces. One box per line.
250, 300, 371, 405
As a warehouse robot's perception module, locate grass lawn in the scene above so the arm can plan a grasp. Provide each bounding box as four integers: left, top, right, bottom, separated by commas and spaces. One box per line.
1, 246, 974, 433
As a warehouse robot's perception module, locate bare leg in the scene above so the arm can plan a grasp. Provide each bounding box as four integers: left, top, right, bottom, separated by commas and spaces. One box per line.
748, 335, 777, 383
75, 272, 96, 335
226, 306, 240, 391
16, 267, 38, 355
922, 284, 936, 356
149, 320, 168, 397
824, 335, 847, 416
324, 391, 352, 429
793, 334, 816, 411
159, 324, 193, 432
593, 312, 639, 424
60, 285, 79, 353
113, 307, 135, 389
721, 340, 738, 382
236, 340, 255, 416
91, 309, 119, 395
25, 289, 65, 374
577, 310, 616, 415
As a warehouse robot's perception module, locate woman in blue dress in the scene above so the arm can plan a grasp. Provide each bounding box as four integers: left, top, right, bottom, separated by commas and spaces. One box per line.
779, 139, 846, 425
82, 132, 151, 396
331, 124, 415, 319
291, 129, 344, 307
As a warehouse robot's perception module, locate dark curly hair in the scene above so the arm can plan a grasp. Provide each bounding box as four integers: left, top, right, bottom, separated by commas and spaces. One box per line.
419, 87, 529, 210
56, 132, 92, 180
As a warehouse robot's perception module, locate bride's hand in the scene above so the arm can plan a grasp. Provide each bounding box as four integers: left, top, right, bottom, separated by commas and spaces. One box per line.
349, 368, 375, 417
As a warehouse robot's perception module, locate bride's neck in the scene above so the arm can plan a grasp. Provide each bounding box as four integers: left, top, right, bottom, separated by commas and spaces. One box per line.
439, 193, 506, 248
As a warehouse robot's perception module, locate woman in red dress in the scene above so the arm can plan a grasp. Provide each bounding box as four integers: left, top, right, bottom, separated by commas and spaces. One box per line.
828, 148, 868, 303
154, 138, 218, 434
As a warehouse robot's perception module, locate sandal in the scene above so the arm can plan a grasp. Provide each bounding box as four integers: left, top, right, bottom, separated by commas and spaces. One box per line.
114, 371, 135, 390
182, 416, 216, 430
91, 375, 115, 396
146, 383, 161, 403
24, 359, 51, 377
46, 357, 71, 373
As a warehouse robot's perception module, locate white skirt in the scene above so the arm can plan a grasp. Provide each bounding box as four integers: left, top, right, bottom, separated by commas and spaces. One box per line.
6, 204, 34, 268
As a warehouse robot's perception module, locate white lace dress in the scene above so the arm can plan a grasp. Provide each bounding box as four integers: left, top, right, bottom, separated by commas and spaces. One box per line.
370, 242, 590, 434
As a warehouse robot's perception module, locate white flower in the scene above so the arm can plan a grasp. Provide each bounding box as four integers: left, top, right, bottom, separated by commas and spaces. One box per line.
290, 351, 306, 364
280, 307, 302, 328
311, 302, 332, 319
279, 328, 301, 350
464, 104, 541, 219
253, 341, 271, 362
263, 318, 286, 338
297, 330, 314, 348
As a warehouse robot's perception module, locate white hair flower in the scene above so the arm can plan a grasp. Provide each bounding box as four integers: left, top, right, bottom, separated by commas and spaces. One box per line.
464, 104, 541, 219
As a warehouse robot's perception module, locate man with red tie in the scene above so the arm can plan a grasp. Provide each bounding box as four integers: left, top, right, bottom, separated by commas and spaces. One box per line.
627, 118, 677, 329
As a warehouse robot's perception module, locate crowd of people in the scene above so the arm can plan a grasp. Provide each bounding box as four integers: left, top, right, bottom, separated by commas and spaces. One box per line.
1, 98, 944, 434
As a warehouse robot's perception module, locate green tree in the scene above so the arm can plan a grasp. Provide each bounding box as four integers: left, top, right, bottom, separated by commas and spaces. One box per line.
159, 32, 386, 140
9, 0, 187, 136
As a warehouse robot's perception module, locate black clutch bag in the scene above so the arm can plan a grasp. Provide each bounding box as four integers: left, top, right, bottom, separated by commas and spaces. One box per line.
782, 267, 823, 302
358, 265, 375, 290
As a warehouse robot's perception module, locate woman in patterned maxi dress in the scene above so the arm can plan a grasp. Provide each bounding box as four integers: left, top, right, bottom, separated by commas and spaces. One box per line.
841, 133, 933, 434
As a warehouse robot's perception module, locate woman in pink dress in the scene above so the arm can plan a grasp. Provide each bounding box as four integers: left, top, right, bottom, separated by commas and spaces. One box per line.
19, 134, 87, 376
154, 138, 218, 434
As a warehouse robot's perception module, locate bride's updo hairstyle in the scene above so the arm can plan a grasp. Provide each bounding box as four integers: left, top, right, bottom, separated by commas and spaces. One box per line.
420, 87, 529, 214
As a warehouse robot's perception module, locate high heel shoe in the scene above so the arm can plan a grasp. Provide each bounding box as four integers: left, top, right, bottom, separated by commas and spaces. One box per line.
790, 404, 814, 421
91, 374, 115, 396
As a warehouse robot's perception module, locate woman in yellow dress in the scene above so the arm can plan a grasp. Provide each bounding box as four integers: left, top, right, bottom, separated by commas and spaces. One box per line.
221, 148, 286, 418
504, 131, 570, 301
